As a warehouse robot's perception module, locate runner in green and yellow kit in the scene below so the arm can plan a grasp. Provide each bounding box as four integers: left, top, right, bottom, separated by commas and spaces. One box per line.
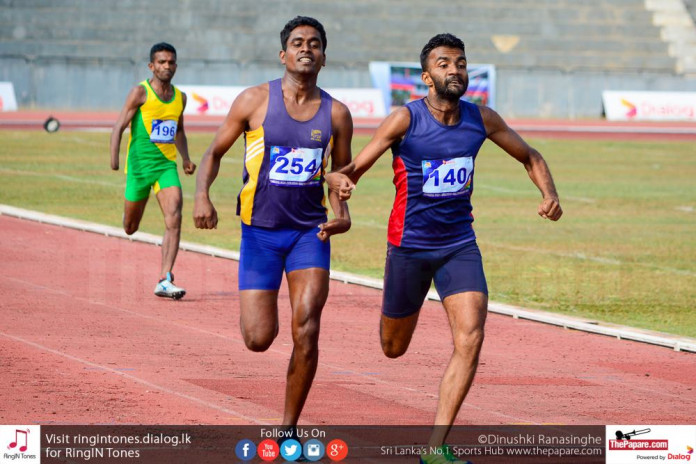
110, 42, 196, 299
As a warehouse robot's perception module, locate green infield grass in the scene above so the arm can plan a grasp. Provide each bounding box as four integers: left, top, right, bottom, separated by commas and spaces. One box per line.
1, 130, 694, 337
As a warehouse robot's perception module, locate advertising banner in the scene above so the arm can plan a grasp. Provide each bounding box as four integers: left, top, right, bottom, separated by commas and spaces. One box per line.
369, 61, 496, 112
178, 85, 386, 119
0, 82, 18, 111
602, 90, 696, 121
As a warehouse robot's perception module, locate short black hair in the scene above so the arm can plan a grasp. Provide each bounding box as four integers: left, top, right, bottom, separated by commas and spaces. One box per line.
420, 33, 465, 71
280, 16, 327, 52
150, 42, 177, 62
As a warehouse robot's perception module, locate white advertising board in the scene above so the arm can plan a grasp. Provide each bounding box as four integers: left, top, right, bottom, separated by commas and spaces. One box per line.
603, 90, 696, 121
178, 85, 386, 118
0, 82, 18, 111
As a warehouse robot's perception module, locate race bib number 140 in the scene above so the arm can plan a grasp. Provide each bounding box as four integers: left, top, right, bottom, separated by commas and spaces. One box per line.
269, 146, 323, 186
422, 157, 473, 197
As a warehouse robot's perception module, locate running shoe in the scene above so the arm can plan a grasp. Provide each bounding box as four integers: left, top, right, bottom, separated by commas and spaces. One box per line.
154, 272, 186, 299
420, 445, 472, 464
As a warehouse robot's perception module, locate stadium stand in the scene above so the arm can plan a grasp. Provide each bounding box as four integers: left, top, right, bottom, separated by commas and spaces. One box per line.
1, 0, 695, 117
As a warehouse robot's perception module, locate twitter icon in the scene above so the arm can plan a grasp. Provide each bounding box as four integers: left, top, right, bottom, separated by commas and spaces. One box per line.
280, 438, 303, 461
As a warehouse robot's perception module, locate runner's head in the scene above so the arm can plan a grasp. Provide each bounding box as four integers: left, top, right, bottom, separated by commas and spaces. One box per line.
420, 33, 468, 101
280, 16, 327, 52
148, 42, 177, 82
279, 17, 327, 75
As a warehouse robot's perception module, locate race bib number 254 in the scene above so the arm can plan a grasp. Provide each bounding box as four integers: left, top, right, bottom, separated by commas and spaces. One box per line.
269, 146, 323, 186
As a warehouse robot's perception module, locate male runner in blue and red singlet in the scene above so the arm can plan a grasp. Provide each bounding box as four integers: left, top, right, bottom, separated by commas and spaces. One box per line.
193, 17, 352, 428
328, 33, 562, 463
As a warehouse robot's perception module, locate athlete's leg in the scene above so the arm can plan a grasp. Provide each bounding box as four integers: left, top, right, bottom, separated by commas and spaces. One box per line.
380, 244, 433, 358
123, 170, 153, 235
239, 289, 280, 352
238, 225, 286, 351
429, 291, 487, 447
283, 267, 329, 426
155, 186, 183, 278
380, 312, 420, 358
123, 198, 148, 235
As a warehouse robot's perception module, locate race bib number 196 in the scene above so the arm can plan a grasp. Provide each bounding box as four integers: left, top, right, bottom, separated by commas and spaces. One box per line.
422, 157, 473, 197
269, 146, 323, 186
150, 119, 177, 144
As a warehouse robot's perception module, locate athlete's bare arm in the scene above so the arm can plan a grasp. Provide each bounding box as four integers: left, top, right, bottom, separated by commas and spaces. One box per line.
193, 85, 269, 229
110, 85, 146, 171
318, 99, 353, 242
480, 105, 563, 221
176, 92, 196, 175
326, 106, 411, 201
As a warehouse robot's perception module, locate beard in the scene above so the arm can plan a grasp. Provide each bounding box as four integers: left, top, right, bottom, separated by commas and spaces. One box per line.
433, 76, 468, 101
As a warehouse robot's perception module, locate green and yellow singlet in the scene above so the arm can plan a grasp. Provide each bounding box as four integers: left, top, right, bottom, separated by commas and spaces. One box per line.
125, 79, 183, 175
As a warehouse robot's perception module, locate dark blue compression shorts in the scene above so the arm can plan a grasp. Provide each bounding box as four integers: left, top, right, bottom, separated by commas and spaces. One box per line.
239, 223, 330, 291
382, 239, 488, 319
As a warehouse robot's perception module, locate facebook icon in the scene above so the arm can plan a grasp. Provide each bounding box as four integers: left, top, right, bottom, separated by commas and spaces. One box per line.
235, 439, 256, 461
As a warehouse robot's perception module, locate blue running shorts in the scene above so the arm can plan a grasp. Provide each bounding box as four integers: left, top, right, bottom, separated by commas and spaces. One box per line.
382, 240, 488, 319
239, 223, 330, 291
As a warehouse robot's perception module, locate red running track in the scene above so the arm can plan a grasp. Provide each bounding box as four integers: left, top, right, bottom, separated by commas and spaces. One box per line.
0, 214, 694, 426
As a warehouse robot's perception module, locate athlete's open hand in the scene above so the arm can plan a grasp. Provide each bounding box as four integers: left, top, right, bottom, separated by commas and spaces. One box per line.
317, 217, 351, 242
183, 159, 196, 175
538, 196, 563, 221
193, 195, 218, 229
325, 172, 355, 201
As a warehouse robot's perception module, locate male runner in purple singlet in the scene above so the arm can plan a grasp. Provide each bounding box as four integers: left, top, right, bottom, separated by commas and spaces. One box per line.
194, 16, 352, 427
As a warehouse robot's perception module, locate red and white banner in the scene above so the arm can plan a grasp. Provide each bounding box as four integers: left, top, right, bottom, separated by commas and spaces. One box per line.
178, 85, 386, 118
603, 90, 696, 121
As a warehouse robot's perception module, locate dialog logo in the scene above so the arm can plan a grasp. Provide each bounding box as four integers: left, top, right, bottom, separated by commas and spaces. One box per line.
192, 92, 209, 114
235, 439, 256, 461
279, 438, 303, 461
620, 98, 637, 118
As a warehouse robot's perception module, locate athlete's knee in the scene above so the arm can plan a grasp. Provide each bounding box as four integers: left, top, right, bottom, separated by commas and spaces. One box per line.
453, 327, 485, 360
381, 337, 409, 359
164, 209, 182, 230
380, 313, 416, 358
243, 332, 276, 352
123, 219, 139, 235
245, 339, 273, 352
292, 318, 320, 357
242, 324, 278, 352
